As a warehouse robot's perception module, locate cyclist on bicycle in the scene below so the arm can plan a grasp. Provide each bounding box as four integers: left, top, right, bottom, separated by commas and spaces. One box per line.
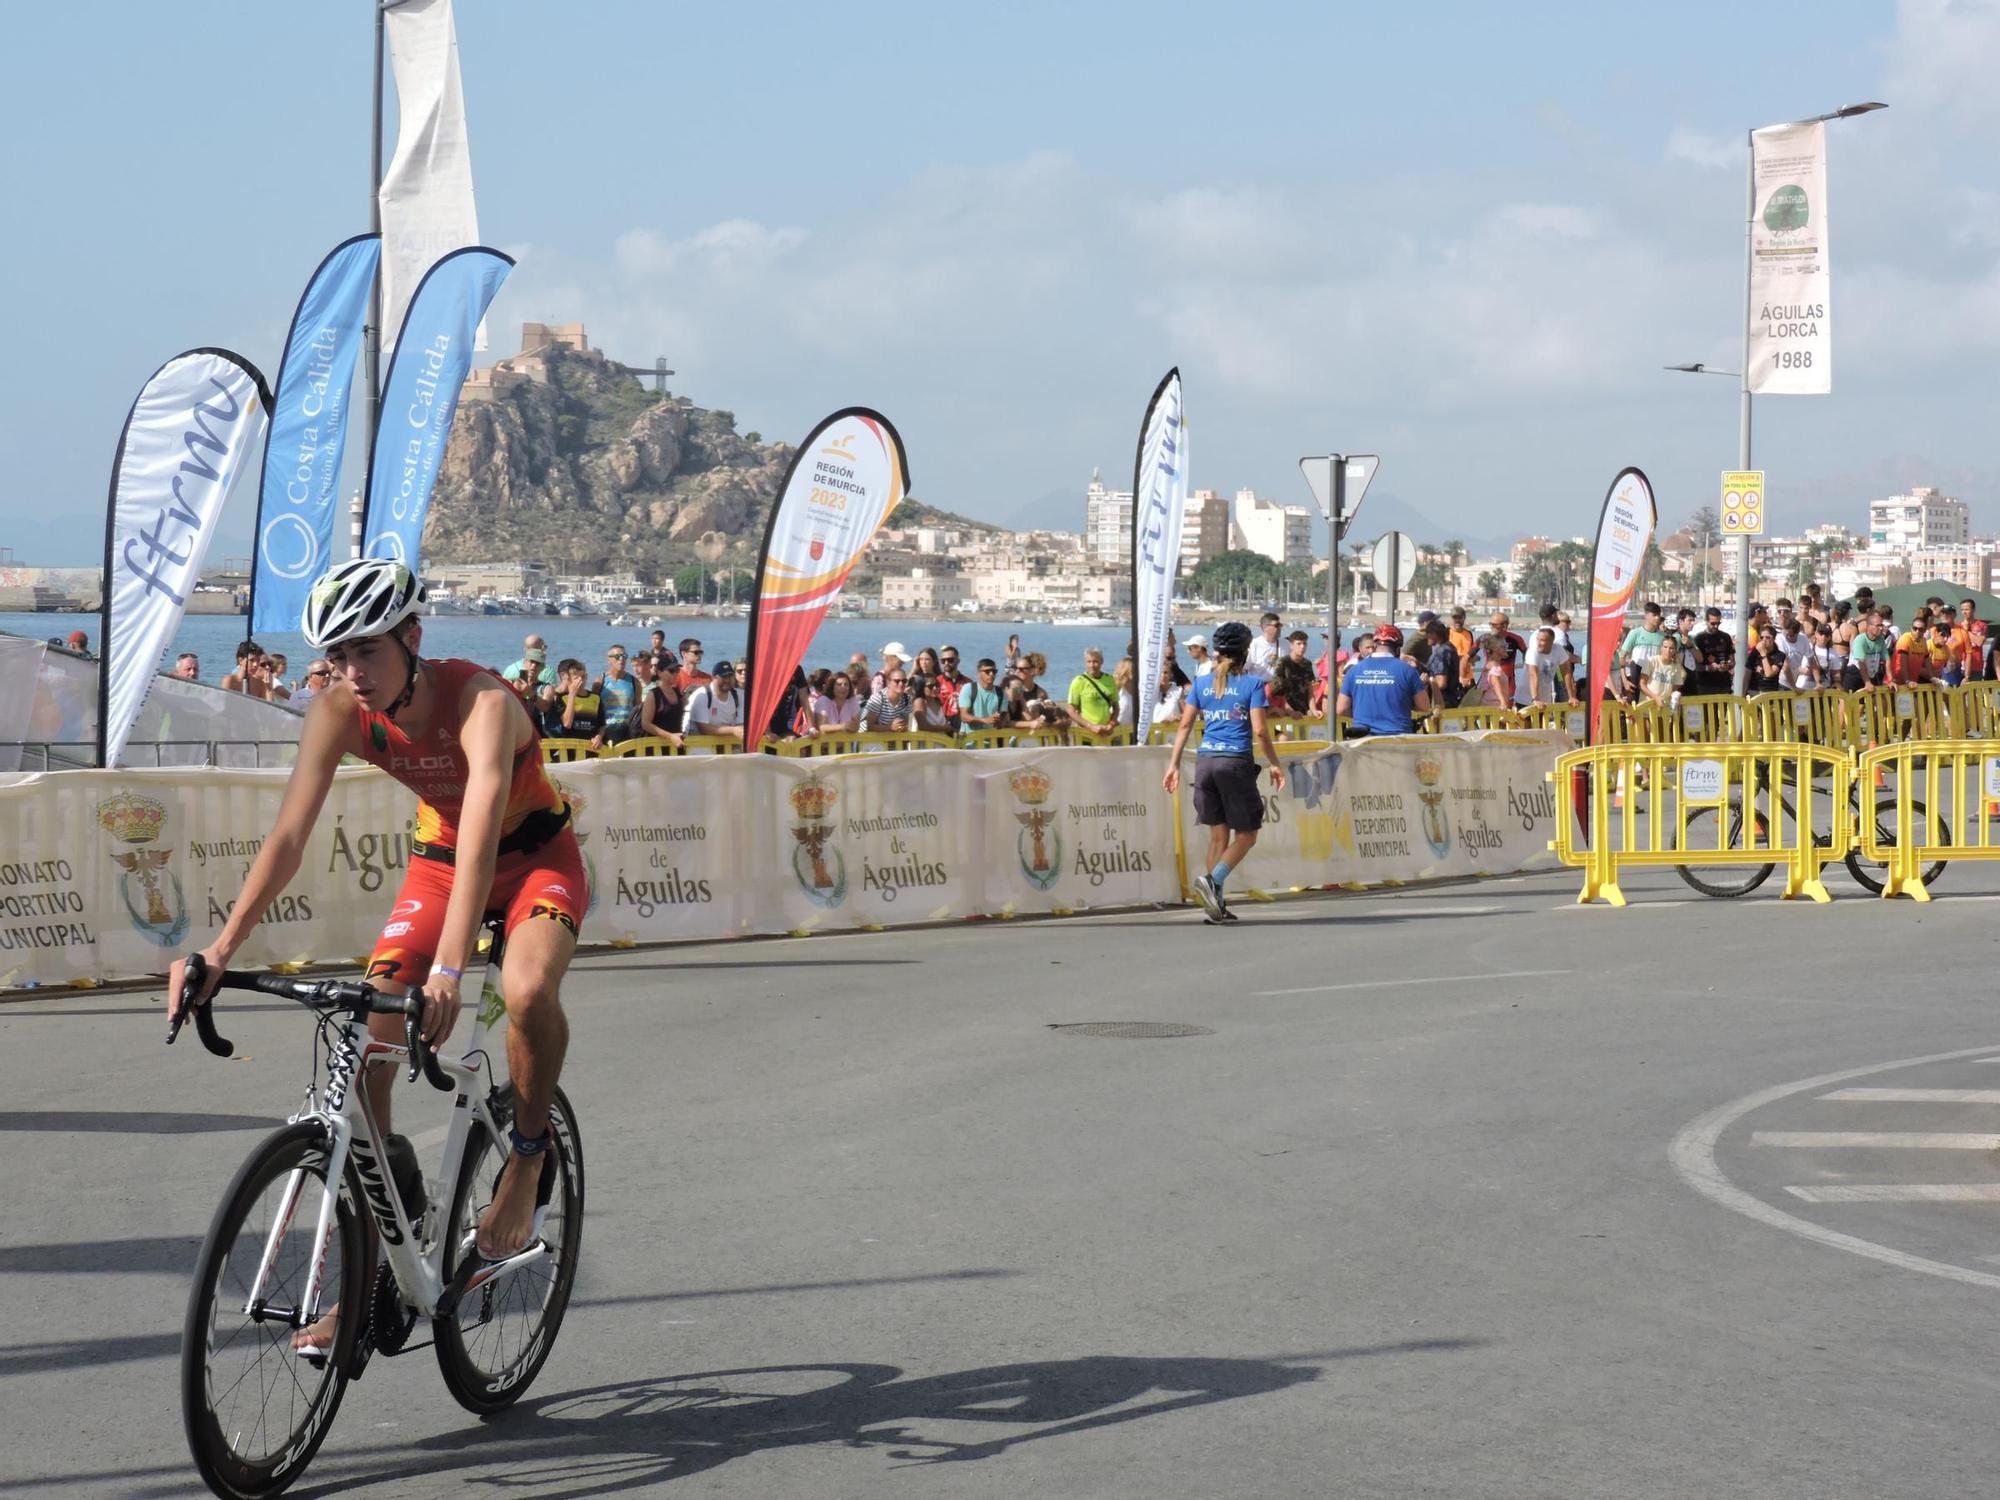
167, 558, 583, 1344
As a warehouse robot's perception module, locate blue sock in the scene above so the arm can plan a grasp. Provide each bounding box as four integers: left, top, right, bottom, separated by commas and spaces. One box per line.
1210, 859, 1232, 891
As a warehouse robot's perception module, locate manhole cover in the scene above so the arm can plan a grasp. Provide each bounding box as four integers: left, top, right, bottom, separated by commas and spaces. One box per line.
1048, 1022, 1214, 1039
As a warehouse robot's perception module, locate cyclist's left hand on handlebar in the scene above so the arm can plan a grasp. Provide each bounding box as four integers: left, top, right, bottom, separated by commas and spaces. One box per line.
418, 969, 464, 1049
166, 944, 227, 1024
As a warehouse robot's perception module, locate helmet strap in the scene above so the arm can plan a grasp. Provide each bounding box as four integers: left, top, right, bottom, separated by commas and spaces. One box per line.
385, 631, 423, 721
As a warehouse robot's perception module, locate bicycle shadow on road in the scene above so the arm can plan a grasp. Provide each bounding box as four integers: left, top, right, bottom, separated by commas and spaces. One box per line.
295, 1341, 1483, 1498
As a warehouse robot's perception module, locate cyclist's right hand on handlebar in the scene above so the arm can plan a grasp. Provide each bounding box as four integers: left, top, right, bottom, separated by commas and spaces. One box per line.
166, 945, 228, 1026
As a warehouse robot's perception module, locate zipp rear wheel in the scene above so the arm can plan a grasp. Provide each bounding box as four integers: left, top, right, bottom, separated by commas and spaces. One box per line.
182, 1123, 366, 1499
1845, 795, 1951, 894
1674, 799, 1776, 898
434, 1084, 584, 1413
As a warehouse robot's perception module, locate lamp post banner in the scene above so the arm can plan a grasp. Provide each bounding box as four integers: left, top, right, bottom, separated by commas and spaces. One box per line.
100, 350, 273, 767
360, 246, 512, 570
250, 235, 380, 635
1130, 368, 1186, 728
1748, 120, 1831, 395
1585, 467, 1656, 744
743, 409, 910, 746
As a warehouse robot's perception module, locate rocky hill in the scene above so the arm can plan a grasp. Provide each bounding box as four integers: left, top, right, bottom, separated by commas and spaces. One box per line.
425, 343, 982, 576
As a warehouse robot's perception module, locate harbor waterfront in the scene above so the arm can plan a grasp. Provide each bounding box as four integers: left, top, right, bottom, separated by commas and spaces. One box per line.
2, 611, 1313, 688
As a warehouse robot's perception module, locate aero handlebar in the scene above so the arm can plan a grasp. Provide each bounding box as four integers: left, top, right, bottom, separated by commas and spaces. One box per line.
168, 953, 454, 1091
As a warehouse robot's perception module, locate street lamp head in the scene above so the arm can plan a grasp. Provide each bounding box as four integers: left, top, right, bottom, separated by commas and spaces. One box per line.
1664, 362, 1742, 377
1832, 101, 1888, 119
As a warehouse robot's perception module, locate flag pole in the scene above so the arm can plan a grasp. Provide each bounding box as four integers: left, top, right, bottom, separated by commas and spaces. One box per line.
361, 0, 387, 556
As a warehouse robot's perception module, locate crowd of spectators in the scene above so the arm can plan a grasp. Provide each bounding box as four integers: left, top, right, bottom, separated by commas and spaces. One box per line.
197, 585, 1994, 746
470, 624, 1342, 751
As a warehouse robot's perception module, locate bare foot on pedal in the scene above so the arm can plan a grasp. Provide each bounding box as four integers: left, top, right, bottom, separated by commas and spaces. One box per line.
291, 1306, 337, 1354
475, 1149, 543, 1260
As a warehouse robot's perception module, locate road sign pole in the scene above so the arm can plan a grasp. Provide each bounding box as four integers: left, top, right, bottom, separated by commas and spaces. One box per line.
1387, 531, 1400, 628
1328, 459, 1345, 741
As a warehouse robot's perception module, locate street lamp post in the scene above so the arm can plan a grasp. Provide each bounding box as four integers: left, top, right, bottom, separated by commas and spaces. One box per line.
1667, 96, 1885, 693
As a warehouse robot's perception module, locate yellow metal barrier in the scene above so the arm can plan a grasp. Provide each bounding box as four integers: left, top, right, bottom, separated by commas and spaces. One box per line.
1438, 706, 1518, 734
1751, 690, 1852, 751
776, 730, 955, 757
1552, 741, 1851, 906
1674, 693, 1749, 743
1518, 703, 1589, 740
538, 737, 599, 763
1852, 683, 1957, 746
1856, 739, 1985, 900
1597, 701, 1670, 745
604, 737, 683, 757
1954, 682, 2000, 739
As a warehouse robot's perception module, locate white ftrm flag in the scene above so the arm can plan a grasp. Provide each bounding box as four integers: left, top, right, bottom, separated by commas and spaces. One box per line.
1747, 120, 1830, 395
379, 0, 484, 352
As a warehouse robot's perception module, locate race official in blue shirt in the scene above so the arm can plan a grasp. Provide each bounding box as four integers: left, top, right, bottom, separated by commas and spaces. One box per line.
1338, 625, 1433, 737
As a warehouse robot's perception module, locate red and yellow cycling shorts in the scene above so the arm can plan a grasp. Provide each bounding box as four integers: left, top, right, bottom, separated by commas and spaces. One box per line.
365, 829, 587, 987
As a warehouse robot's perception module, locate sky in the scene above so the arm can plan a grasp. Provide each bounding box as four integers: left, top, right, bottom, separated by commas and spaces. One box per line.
2, 0, 1996, 567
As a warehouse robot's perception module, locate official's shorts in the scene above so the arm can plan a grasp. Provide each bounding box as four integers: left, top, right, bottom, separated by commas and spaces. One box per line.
365, 828, 588, 987
1192, 753, 1265, 832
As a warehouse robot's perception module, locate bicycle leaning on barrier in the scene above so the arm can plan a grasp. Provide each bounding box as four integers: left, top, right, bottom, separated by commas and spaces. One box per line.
1671, 754, 1949, 898
166, 915, 584, 1500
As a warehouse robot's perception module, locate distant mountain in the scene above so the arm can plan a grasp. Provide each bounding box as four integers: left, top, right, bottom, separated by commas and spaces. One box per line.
1003, 485, 1085, 534
1772, 453, 1998, 537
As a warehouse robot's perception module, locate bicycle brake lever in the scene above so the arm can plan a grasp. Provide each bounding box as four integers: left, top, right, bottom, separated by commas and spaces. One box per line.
404, 1007, 424, 1085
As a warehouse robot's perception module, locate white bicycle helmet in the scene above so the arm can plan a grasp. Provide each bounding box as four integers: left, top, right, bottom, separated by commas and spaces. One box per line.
301, 558, 425, 649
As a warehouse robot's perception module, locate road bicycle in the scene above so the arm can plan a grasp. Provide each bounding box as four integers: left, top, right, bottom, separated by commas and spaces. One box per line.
168, 916, 584, 1499
1672, 765, 1950, 899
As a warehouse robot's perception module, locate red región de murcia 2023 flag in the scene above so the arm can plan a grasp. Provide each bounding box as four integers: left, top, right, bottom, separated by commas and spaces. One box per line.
744, 410, 910, 743
1585, 468, 1655, 744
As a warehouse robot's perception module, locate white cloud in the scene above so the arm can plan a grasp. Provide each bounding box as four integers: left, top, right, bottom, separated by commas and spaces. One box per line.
1664, 126, 1741, 171
1887, 0, 2000, 129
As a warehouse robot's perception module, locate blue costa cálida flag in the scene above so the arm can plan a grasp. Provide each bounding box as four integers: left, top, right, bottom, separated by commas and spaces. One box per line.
249, 234, 380, 633
361, 245, 512, 568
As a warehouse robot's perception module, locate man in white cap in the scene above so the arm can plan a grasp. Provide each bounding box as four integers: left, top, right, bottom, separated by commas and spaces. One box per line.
503, 633, 556, 689
1184, 634, 1212, 677
872, 641, 907, 695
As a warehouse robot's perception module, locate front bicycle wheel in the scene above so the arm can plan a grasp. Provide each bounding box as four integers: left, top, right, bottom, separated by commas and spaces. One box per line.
434, 1083, 584, 1413
181, 1123, 366, 1500
1845, 795, 1951, 894
1675, 798, 1777, 898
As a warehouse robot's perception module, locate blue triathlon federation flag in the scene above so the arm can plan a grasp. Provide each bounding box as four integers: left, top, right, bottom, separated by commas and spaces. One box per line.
250, 234, 380, 634
361, 245, 513, 569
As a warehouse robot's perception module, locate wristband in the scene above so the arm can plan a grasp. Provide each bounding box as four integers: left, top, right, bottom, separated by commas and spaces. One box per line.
434, 965, 462, 983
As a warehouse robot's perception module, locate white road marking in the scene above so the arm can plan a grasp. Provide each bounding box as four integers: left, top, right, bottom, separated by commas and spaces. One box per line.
1820, 1088, 2000, 1104
1786, 1185, 2000, 1203
1670, 1044, 2000, 1293
1752, 1131, 2000, 1150
1253, 968, 1569, 998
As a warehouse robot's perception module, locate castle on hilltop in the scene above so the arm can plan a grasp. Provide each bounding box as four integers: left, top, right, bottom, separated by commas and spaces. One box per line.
461, 322, 605, 403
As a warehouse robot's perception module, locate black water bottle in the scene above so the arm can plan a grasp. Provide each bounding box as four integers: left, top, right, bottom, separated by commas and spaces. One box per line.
382, 1132, 425, 1219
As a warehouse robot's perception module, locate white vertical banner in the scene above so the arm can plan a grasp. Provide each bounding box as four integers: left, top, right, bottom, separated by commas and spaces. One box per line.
101, 350, 272, 768
1130, 369, 1186, 726
380, 0, 484, 351
1747, 120, 1831, 395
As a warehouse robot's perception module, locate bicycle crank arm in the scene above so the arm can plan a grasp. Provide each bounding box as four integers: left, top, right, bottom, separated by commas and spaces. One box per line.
436, 1209, 553, 1317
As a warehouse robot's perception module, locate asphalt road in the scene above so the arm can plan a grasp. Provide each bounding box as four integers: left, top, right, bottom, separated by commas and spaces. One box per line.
7, 862, 2000, 1498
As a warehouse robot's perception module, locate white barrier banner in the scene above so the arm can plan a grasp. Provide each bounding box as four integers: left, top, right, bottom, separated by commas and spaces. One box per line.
968, 747, 1177, 914
1186, 731, 1566, 897
0, 738, 1562, 988
0, 766, 416, 988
